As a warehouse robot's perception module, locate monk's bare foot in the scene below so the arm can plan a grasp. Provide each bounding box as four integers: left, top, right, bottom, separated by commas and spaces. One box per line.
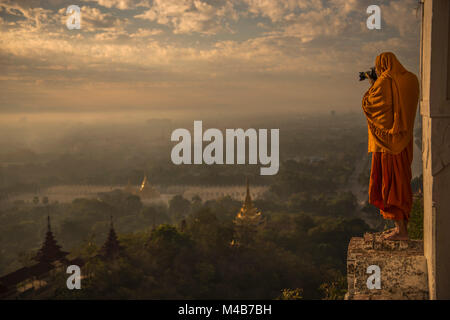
382, 219, 408, 240
381, 227, 397, 237
384, 232, 409, 241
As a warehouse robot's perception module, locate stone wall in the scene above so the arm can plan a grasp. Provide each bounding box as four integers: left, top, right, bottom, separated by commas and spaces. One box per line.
346, 232, 428, 300
421, 0, 450, 299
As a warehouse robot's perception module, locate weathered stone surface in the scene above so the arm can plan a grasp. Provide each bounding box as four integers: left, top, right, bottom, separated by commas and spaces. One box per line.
346, 233, 429, 300
421, 0, 450, 299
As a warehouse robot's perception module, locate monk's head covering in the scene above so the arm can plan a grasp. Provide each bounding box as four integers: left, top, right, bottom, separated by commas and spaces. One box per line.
375, 52, 407, 75
362, 52, 420, 154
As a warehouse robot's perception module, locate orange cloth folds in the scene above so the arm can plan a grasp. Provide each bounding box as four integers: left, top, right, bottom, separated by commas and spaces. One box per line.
369, 141, 413, 221
362, 52, 419, 154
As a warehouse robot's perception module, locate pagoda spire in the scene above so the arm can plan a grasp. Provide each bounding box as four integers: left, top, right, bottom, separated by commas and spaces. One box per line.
99, 215, 122, 260
244, 177, 253, 208
140, 173, 148, 192
235, 178, 262, 222
232, 178, 264, 246
34, 215, 68, 263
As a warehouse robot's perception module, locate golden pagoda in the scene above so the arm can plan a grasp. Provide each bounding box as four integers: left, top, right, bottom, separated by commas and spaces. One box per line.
234, 178, 263, 226
232, 178, 264, 247
139, 174, 160, 199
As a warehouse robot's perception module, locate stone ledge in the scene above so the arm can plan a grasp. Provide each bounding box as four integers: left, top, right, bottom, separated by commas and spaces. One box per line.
346, 232, 428, 300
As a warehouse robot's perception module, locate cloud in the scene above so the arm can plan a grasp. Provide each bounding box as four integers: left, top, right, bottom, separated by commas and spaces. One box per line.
241, 0, 361, 23
381, 0, 420, 36
81, 0, 145, 10
79, 6, 127, 31
0, 0, 421, 114
242, 0, 290, 22
242, 0, 420, 43
0, 1, 56, 31
135, 0, 238, 35
130, 28, 163, 38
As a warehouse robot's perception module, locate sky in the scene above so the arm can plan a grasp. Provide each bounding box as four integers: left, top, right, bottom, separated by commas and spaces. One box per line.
0, 0, 421, 122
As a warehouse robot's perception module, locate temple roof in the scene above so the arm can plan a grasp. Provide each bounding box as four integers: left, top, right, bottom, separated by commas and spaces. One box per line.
99, 215, 123, 260
0, 217, 86, 298
34, 216, 68, 264
0, 262, 53, 290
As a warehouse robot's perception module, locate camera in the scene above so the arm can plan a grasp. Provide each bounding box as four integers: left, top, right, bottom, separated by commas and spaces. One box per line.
359, 67, 377, 82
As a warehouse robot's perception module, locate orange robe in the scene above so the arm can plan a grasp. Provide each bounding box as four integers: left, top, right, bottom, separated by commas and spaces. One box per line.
369, 140, 413, 221
362, 52, 419, 221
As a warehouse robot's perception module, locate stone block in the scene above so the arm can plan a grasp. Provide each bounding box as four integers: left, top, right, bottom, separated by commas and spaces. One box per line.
346, 233, 429, 300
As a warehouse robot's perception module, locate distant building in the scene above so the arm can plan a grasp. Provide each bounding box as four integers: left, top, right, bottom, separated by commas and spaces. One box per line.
232, 178, 264, 246
139, 175, 161, 199
234, 178, 263, 226
99, 216, 123, 260
0, 213, 127, 298
139, 174, 160, 199
122, 174, 160, 199
34, 216, 69, 263
0, 216, 82, 299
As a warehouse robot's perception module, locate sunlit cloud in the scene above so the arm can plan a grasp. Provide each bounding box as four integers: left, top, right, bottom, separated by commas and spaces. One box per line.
135, 0, 238, 35
0, 0, 421, 115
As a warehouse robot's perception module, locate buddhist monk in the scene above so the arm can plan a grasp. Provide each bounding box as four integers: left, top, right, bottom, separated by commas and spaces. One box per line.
362, 52, 420, 241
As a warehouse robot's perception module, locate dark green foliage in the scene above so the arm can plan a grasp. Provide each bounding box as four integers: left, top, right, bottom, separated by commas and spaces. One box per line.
169, 194, 191, 221
32, 201, 370, 300
0, 114, 372, 299
319, 273, 347, 300
288, 192, 357, 217
277, 288, 303, 300
408, 196, 424, 240
0, 176, 372, 300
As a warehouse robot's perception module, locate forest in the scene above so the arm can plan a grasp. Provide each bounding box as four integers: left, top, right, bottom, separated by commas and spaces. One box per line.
0, 113, 424, 299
